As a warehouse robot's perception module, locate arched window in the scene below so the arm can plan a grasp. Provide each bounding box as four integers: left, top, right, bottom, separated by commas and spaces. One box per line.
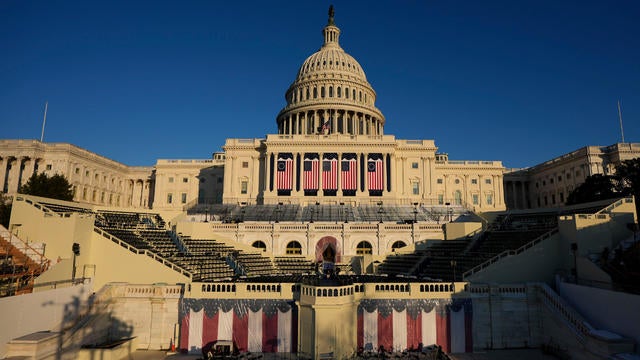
321, 87, 326, 98
313, 88, 318, 99
306, 87, 310, 100
252, 240, 267, 252
286, 241, 302, 255
391, 241, 407, 251
356, 241, 373, 255
359, 91, 362, 102
454, 190, 462, 205
352, 89, 356, 100
345, 87, 349, 99
329, 86, 333, 97
337, 87, 341, 98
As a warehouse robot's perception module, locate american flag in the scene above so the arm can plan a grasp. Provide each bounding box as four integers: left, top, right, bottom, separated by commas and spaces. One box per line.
367, 158, 383, 190
341, 158, 357, 190
276, 157, 293, 190
321, 119, 331, 132
322, 158, 338, 190
303, 158, 319, 190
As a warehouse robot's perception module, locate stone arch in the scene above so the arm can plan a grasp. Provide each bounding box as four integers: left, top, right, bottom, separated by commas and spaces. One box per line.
315, 236, 341, 263
391, 240, 407, 251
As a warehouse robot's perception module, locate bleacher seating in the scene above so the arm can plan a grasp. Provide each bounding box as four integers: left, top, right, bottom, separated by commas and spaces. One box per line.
377, 202, 612, 282
40, 202, 93, 214
274, 256, 315, 274
234, 252, 277, 276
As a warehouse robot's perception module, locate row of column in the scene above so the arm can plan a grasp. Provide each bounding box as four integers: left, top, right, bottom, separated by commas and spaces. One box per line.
506, 180, 529, 210
264, 152, 391, 194
0, 156, 41, 194
278, 109, 382, 136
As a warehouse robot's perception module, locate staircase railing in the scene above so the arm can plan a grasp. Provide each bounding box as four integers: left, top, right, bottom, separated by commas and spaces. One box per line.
462, 228, 559, 279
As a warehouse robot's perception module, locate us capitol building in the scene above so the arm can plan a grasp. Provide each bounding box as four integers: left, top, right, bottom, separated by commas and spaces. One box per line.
1, 7, 640, 360
0, 8, 506, 213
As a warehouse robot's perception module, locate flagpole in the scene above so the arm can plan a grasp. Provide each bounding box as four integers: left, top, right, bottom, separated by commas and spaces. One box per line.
40, 101, 48, 142
617, 100, 625, 144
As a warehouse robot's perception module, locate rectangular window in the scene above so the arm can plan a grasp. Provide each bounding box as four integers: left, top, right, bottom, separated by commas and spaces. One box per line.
437, 179, 443, 184
411, 162, 418, 169
472, 194, 479, 205
558, 175, 562, 181
167, 193, 173, 204
438, 194, 444, 205
551, 194, 556, 204
412, 182, 419, 195
85, 170, 89, 177
181, 193, 187, 204
168, 177, 174, 183
550, 178, 554, 184
486, 194, 493, 205
242, 161, 249, 168
183, 177, 188, 183
471, 179, 478, 185
75, 168, 79, 174
46, 164, 52, 170
485, 178, 492, 184
241, 181, 248, 194
567, 173, 571, 179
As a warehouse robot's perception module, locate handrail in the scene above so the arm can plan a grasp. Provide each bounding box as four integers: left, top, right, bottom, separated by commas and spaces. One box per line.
462, 228, 559, 279
597, 197, 634, 215
536, 283, 592, 344
93, 227, 192, 279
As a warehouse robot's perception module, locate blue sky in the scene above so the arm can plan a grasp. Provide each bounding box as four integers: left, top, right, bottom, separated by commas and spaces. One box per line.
1, 1, 638, 168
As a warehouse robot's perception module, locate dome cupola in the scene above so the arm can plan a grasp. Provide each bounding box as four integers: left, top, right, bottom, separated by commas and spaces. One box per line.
276, 6, 385, 136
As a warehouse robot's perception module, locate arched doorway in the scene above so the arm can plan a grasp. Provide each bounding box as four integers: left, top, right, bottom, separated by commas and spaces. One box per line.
315, 236, 341, 263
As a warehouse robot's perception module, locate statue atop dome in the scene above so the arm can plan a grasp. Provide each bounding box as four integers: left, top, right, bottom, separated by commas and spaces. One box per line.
328, 5, 335, 26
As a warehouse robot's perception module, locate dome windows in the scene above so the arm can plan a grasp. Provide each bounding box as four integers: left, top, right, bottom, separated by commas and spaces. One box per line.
321, 87, 326, 98
313, 88, 318, 99
345, 87, 349, 98
337, 87, 341, 98
329, 86, 333, 97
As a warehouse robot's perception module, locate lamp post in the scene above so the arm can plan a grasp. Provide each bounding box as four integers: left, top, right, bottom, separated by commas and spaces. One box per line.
571, 243, 578, 282
450, 259, 457, 282
71, 243, 80, 283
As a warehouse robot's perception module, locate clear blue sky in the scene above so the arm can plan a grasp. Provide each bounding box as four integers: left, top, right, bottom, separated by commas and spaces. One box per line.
1, 1, 638, 168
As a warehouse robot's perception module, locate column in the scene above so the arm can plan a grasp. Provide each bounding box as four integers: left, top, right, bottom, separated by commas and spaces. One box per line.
0, 157, 6, 193
6, 157, 20, 193
337, 152, 342, 192
511, 181, 517, 209
521, 181, 527, 208
401, 156, 406, 195
251, 155, 260, 197
292, 153, 298, 194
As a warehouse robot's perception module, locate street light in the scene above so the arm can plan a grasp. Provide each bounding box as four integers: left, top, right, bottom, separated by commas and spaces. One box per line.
72, 243, 80, 283
450, 259, 457, 282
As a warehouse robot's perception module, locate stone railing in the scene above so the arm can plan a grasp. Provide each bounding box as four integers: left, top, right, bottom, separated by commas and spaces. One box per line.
462, 228, 559, 279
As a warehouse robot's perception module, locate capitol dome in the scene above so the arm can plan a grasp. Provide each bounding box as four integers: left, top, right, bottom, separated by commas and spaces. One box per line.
276, 6, 385, 137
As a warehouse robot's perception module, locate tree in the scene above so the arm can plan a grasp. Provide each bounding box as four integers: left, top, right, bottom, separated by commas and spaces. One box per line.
566, 174, 621, 206
615, 158, 640, 216
19, 173, 74, 201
